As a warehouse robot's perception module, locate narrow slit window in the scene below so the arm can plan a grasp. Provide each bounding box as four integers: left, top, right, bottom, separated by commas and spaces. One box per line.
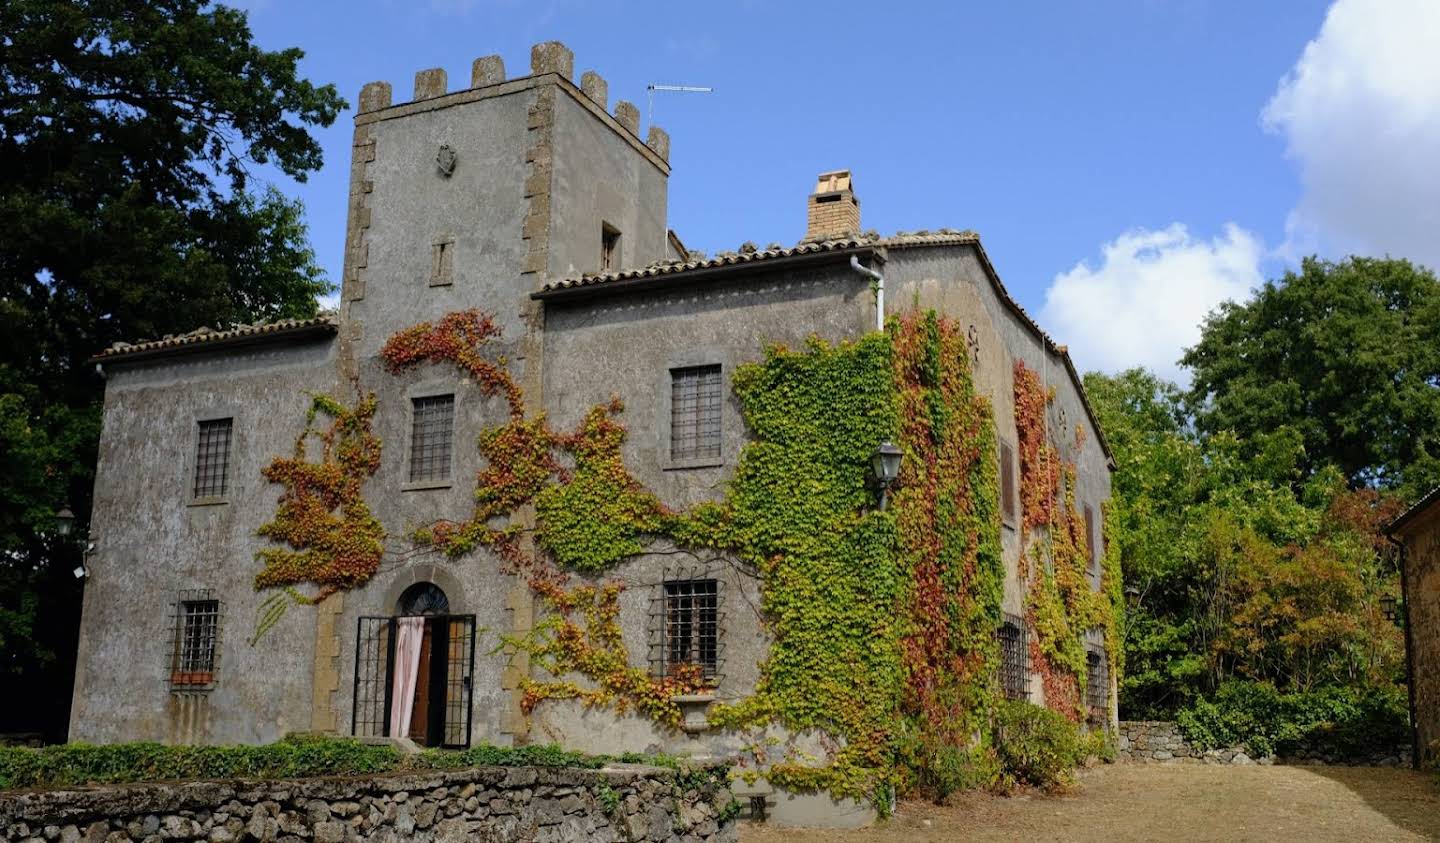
1085, 503, 1100, 584
1000, 440, 1017, 526
670, 365, 722, 462
193, 418, 233, 499
663, 579, 718, 680
410, 395, 455, 483
170, 593, 221, 688
601, 223, 621, 272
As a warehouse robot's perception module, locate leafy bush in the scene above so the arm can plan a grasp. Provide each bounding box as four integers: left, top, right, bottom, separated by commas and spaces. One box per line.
0, 736, 692, 791
993, 700, 1087, 789
1176, 681, 1409, 759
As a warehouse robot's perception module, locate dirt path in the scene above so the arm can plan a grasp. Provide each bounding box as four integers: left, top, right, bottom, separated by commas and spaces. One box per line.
741, 763, 1440, 842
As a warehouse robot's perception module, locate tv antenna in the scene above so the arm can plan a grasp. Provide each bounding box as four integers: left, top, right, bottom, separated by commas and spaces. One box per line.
646, 83, 714, 124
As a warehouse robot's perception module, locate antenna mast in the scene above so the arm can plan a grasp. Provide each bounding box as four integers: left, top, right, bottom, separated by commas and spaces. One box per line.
646, 83, 714, 124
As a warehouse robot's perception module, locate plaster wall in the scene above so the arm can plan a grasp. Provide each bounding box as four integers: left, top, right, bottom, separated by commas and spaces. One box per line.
70, 340, 339, 745
547, 92, 668, 278
347, 90, 532, 357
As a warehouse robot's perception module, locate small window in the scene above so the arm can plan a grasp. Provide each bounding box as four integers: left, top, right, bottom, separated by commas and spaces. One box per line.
601, 222, 621, 272
662, 579, 718, 680
999, 440, 1017, 527
193, 418, 233, 499
1086, 645, 1109, 724
429, 238, 455, 287
170, 592, 221, 688
997, 613, 1029, 701
409, 395, 455, 483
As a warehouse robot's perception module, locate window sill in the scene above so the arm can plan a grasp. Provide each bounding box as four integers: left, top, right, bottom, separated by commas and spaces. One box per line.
428, 277, 453, 288
1001, 520, 1017, 532
402, 480, 453, 492
664, 459, 724, 472
188, 497, 229, 508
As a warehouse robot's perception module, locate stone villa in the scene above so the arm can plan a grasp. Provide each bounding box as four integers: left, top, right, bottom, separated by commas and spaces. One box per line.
71, 42, 1116, 821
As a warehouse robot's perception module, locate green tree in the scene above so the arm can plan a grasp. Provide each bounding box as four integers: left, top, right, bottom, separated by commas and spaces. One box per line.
0, 0, 344, 739
1182, 256, 1440, 495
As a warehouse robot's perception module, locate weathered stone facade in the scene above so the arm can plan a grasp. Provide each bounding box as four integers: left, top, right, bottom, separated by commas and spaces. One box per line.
70, 40, 1117, 824
1388, 488, 1440, 767
1116, 721, 1412, 767
0, 764, 736, 843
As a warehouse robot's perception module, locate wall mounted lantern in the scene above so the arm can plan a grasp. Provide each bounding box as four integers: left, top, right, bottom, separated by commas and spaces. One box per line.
870, 441, 903, 511
1381, 593, 1399, 624
55, 506, 75, 538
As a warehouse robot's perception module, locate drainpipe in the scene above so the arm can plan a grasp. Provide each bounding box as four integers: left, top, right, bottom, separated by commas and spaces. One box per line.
1385, 533, 1420, 769
850, 255, 884, 333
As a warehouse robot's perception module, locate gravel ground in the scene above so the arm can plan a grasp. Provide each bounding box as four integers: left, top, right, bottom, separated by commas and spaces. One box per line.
741, 763, 1440, 842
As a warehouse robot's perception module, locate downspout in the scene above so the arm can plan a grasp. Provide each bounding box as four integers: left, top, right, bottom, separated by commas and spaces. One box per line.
1386, 533, 1421, 769
850, 255, 884, 333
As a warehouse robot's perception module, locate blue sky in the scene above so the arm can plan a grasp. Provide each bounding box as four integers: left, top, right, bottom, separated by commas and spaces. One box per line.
237, 0, 1440, 381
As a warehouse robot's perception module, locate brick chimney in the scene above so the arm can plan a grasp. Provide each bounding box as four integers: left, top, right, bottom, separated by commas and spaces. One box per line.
804, 170, 860, 241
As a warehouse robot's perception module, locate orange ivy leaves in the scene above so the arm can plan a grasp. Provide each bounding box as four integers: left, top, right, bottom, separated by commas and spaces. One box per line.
254, 392, 386, 602
1013, 360, 1060, 534
380, 309, 523, 418
890, 311, 1003, 777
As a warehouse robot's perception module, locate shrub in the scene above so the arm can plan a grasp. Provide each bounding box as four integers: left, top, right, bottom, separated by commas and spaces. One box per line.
1176, 681, 1409, 759
993, 699, 1086, 789
0, 736, 681, 791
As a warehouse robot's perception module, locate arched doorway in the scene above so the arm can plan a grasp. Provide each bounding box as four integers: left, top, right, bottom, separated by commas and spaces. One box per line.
353, 582, 474, 748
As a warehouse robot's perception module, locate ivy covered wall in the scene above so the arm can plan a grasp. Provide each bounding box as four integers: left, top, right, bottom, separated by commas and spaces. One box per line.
252, 308, 1116, 807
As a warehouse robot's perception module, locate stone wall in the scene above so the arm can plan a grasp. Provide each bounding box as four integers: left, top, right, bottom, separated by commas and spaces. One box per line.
0, 764, 736, 843
1117, 720, 1412, 767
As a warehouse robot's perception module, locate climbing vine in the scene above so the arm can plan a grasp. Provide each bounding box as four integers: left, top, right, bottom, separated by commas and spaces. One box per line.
889, 311, 1005, 798
1013, 361, 1118, 722
252, 392, 385, 640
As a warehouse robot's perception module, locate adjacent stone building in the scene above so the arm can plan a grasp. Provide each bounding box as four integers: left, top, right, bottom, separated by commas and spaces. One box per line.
70, 42, 1116, 818
1388, 486, 1440, 767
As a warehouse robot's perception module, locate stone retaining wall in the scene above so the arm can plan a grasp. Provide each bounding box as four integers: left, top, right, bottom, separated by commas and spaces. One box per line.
0, 764, 737, 843
1117, 720, 1411, 767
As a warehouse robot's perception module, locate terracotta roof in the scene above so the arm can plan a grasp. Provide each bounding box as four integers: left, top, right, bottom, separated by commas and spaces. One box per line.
1387, 484, 1440, 536
92, 314, 338, 363
538, 230, 979, 293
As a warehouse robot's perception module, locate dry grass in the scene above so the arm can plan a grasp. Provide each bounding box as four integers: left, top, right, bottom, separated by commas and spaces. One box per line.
741, 763, 1440, 842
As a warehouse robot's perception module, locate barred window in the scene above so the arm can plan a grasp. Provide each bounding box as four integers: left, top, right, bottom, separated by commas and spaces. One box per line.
1000, 440, 1017, 526
193, 418, 233, 499
670, 365, 721, 462
1086, 645, 1109, 723
662, 579, 718, 680
170, 592, 221, 688
409, 395, 455, 483
997, 613, 1029, 701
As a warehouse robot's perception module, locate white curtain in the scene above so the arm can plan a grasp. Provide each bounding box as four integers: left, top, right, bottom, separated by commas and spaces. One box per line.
389, 617, 425, 738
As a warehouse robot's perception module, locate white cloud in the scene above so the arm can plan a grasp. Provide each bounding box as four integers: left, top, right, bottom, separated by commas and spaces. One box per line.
1039, 223, 1264, 382
1263, 0, 1440, 269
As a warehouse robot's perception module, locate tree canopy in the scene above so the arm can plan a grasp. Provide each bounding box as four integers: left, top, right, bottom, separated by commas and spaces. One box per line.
0, 0, 344, 737
1183, 256, 1440, 495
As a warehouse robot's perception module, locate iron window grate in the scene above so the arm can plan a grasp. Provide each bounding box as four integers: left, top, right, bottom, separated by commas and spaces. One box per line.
193, 419, 233, 498
409, 395, 455, 482
1086, 645, 1109, 723
670, 365, 722, 461
997, 612, 1029, 701
169, 590, 222, 690
653, 577, 722, 681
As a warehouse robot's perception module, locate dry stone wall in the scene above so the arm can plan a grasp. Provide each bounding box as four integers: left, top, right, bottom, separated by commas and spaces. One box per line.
1117, 721, 1412, 767
0, 764, 737, 843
